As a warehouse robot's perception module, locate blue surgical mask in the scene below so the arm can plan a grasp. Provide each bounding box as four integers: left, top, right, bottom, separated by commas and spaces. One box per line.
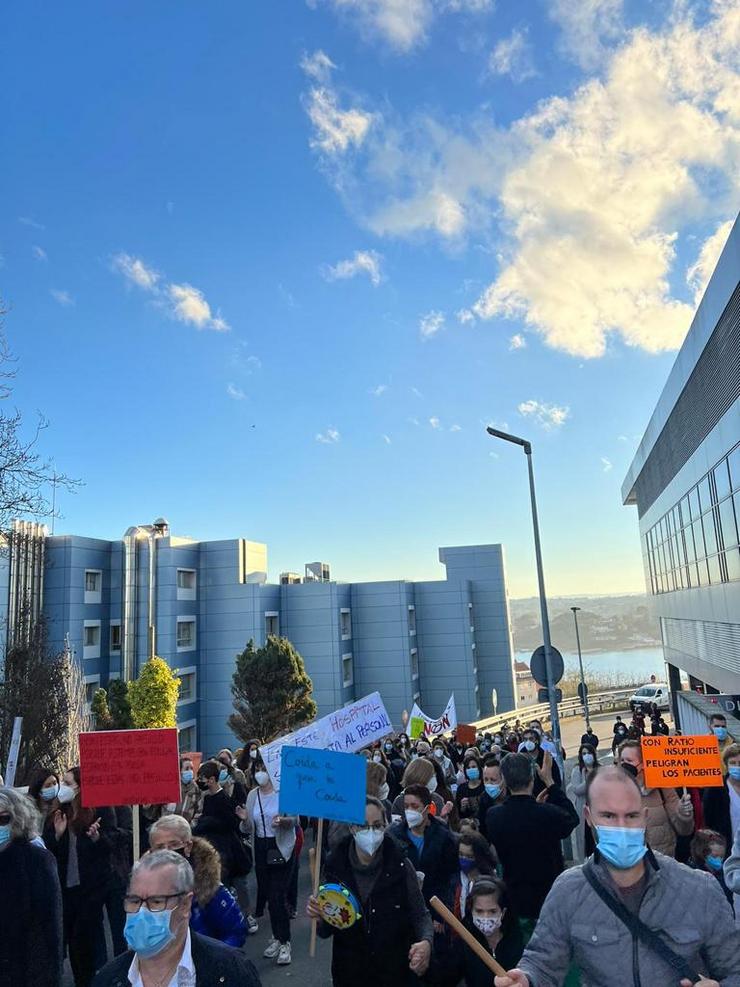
0, 824, 12, 848
583, 753, 595, 767
485, 784, 502, 800
181, 770, 193, 785
124, 907, 176, 958
466, 767, 480, 781
714, 726, 728, 741
218, 769, 229, 783
729, 766, 740, 781
41, 785, 59, 802
706, 855, 724, 872
523, 740, 536, 752
596, 826, 647, 869
459, 858, 476, 874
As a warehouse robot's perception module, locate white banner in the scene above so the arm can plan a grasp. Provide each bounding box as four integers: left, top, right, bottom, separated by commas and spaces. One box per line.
4, 717, 22, 787
260, 691, 393, 790
409, 695, 457, 739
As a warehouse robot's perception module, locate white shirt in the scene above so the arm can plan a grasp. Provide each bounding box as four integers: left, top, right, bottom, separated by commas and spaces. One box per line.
729, 782, 740, 842
128, 929, 195, 987
253, 789, 279, 838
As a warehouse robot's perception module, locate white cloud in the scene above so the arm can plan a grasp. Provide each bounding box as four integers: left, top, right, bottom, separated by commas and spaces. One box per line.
50, 289, 74, 307
548, 0, 623, 70
305, 87, 373, 155
489, 28, 536, 83
457, 308, 475, 324
408, 416, 420, 425
316, 427, 341, 444
325, 249, 383, 285
450, 423, 462, 432
518, 399, 569, 430
617, 434, 629, 442
429, 416, 442, 429
369, 383, 388, 396
226, 383, 247, 401
601, 456, 613, 472
300, 49, 337, 83
18, 216, 44, 230
382, 433, 392, 444
112, 252, 160, 291
32, 245, 47, 262
509, 333, 527, 350
419, 310, 445, 340
686, 219, 734, 303
411, 387, 423, 398
168, 283, 230, 332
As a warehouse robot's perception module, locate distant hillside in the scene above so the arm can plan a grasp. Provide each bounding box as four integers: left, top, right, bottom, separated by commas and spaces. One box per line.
510, 593, 661, 654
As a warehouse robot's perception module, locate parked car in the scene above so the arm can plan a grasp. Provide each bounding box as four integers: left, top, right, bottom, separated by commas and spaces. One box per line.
629, 682, 670, 712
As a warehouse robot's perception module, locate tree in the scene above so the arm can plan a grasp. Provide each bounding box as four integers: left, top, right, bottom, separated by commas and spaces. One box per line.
90, 688, 112, 730
0, 619, 91, 783
229, 635, 318, 744
128, 656, 180, 729
107, 678, 133, 729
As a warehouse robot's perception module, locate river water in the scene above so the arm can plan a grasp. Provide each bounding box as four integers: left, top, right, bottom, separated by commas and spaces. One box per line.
515, 646, 666, 687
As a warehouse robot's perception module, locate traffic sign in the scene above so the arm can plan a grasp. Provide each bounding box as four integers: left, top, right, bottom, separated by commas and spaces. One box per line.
538, 687, 563, 703
491, 689, 498, 714
531, 645, 564, 686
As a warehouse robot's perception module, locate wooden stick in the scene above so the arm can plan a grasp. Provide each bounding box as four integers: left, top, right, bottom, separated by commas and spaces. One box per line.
308, 847, 316, 884
132, 806, 140, 863
430, 895, 507, 978
309, 818, 324, 958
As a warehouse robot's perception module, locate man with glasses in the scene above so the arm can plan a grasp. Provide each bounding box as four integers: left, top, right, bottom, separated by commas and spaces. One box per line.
92, 849, 261, 987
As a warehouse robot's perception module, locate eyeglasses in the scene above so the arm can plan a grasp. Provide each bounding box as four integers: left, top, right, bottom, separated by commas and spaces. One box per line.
0, 813, 11, 826
356, 824, 385, 833
123, 893, 186, 914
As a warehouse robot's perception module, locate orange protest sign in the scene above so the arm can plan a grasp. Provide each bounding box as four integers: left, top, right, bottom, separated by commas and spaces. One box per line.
641, 734, 724, 788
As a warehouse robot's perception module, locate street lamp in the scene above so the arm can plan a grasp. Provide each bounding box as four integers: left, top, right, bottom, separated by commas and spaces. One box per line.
486, 426, 562, 762
571, 606, 591, 728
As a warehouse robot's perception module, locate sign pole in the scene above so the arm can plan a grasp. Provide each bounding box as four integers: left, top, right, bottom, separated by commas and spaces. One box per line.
4, 717, 23, 787
309, 818, 324, 958
132, 806, 141, 863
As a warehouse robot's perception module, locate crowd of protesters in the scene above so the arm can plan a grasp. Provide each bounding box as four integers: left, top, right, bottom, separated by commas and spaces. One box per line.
3, 709, 740, 986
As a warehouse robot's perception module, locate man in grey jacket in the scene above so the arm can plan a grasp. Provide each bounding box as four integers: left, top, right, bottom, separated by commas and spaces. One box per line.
495, 766, 740, 987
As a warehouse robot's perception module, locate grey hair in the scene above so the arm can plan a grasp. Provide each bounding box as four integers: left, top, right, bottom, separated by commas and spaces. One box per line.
0, 787, 42, 841
130, 849, 194, 893
148, 814, 192, 844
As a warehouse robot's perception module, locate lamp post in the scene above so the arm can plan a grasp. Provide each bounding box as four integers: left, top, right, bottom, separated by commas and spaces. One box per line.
486, 426, 562, 760
571, 606, 590, 728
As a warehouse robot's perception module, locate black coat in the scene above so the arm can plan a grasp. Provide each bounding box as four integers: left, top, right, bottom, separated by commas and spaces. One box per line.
485, 788, 579, 919
703, 784, 733, 848
451, 915, 524, 987
531, 749, 562, 798
389, 815, 458, 907
319, 835, 421, 987
43, 805, 116, 902
193, 789, 249, 880
0, 838, 63, 987
91, 931, 262, 987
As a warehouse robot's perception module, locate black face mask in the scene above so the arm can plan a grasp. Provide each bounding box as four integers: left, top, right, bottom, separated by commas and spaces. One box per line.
621, 762, 639, 779
173, 846, 188, 858
197, 780, 209, 791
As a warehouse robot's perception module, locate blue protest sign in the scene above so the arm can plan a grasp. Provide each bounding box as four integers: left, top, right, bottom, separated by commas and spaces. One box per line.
278, 745, 366, 824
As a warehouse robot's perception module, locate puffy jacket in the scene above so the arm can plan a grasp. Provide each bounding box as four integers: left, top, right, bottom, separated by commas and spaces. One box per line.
188, 837, 246, 947
641, 786, 693, 857
517, 850, 740, 987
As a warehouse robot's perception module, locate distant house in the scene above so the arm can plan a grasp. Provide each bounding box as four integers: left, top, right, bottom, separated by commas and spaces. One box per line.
515, 660, 539, 708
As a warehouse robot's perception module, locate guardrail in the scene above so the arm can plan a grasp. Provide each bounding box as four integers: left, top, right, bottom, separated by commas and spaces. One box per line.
472, 687, 637, 734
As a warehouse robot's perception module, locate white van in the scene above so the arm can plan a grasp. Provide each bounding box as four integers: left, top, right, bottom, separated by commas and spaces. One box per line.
629, 683, 670, 712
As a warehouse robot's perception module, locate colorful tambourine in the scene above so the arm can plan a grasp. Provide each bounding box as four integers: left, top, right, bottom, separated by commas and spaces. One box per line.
316, 882, 361, 929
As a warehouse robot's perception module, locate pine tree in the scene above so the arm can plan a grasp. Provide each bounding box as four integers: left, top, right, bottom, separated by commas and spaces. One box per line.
229, 635, 317, 743
128, 656, 180, 729
90, 688, 112, 729
107, 678, 134, 729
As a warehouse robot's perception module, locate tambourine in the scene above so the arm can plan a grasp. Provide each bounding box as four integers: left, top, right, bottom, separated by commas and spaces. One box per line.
316, 882, 362, 929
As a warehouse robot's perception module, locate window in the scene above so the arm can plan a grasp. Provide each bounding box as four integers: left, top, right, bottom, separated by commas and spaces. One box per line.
408, 605, 416, 636
176, 569, 197, 601
719, 497, 739, 549
110, 622, 121, 652
703, 514, 718, 556
468, 602, 474, 632
83, 621, 101, 660
177, 667, 197, 704
84, 675, 100, 708
178, 721, 196, 753
340, 608, 351, 640
84, 570, 102, 604
410, 648, 419, 679
176, 618, 196, 651
715, 461, 732, 502
730, 446, 740, 492
342, 654, 354, 688
265, 612, 279, 638
698, 475, 712, 514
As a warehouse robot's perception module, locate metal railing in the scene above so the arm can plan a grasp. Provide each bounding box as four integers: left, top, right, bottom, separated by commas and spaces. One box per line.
472, 687, 637, 734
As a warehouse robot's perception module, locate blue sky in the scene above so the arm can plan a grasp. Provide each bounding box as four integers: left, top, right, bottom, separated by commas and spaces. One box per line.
1, 0, 738, 597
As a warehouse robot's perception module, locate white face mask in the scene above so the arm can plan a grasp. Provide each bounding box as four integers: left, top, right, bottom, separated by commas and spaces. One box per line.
353, 828, 384, 856
405, 808, 425, 829
254, 771, 270, 788
378, 782, 390, 801
57, 783, 77, 805
473, 913, 502, 936
427, 776, 438, 794
372, 753, 382, 763
434, 749, 444, 759
249, 750, 258, 760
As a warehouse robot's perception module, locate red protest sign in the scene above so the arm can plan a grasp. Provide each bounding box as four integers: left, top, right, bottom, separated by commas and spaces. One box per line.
456, 724, 477, 747
79, 729, 181, 808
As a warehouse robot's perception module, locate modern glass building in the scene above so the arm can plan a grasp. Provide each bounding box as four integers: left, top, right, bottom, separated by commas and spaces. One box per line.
622, 214, 740, 713
0, 523, 516, 755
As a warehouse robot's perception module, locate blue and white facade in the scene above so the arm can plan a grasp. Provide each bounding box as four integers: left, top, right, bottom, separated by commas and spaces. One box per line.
1, 524, 516, 756
623, 214, 740, 712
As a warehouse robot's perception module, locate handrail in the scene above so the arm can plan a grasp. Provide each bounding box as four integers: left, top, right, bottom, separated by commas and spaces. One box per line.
472, 687, 637, 734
